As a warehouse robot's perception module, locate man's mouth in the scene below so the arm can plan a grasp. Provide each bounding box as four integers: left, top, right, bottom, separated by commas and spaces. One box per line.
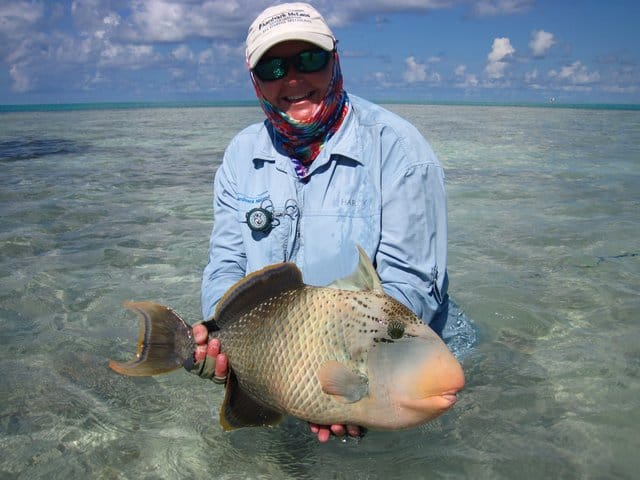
284, 91, 314, 103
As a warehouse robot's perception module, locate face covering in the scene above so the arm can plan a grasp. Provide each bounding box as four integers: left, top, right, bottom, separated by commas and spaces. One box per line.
251, 50, 350, 178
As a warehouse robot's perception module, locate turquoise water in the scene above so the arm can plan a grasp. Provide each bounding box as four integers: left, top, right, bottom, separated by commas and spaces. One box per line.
2, 100, 639, 113
1, 103, 638, 479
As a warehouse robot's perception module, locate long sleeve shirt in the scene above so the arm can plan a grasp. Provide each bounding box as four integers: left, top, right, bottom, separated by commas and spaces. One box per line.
201, 95, 449, 333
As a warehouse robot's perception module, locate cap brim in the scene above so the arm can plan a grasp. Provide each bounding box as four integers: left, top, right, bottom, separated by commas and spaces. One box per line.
248, 32, 334, 68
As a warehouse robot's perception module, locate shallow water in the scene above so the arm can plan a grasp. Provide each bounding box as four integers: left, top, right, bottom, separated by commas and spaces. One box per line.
0, 103, 638, 479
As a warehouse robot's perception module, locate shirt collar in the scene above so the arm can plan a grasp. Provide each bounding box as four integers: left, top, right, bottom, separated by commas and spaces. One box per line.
252, 98, 364, 176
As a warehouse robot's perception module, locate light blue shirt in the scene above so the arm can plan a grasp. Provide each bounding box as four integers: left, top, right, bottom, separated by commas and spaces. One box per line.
202, 95, 449, 333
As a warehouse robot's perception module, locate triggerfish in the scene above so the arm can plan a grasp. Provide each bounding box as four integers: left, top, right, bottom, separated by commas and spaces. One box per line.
109, 246, 465, 431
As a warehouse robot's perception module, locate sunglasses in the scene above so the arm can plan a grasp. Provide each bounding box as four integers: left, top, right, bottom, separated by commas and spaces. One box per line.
253, 49, 333, 82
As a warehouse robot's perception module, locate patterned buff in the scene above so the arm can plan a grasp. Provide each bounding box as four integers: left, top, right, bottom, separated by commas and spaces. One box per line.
251, 51, 350, 178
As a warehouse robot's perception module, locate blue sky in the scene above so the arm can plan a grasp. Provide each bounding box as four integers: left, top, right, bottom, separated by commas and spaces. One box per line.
1, 0, 639, 105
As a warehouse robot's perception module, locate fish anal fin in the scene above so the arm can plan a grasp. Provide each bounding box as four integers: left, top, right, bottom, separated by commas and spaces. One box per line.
214, 263, 304, 327
318, 360, 369, 404
327, 245, 383, 293
220, 371, 283, 431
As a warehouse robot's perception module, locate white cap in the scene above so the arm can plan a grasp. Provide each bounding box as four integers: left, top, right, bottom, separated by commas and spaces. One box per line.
246, 2, 335, 68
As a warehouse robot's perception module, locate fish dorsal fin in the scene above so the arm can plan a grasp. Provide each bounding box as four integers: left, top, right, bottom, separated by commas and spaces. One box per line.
327, 245, 383, 293
318, 361, 369, 404
214, 262, 303, 327
220, 371, 283, 430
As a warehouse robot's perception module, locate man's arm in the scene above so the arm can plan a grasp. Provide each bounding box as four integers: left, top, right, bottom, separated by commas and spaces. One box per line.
376, 135, 449, 330
201, 155, 246, 320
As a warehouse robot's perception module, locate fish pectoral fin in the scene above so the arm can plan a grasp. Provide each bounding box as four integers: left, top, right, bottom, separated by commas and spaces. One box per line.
318, 360, 369, 404
220, 371, 283, 431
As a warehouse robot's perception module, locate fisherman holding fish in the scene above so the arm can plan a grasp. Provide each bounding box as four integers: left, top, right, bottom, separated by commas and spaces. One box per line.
194, 2, 451, 442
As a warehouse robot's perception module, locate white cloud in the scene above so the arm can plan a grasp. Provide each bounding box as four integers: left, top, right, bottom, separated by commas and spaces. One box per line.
472, 0, 533, 16
129, 0, 189, 42
524, 68, 546, 90
95, 13, 121, 40
324, 0, 459, 27
0, 0, 44, 87
99, 43, 158, 69
404, 56, 427, 83
372, 71, 392, 88
0, 1, 44, 36
322, 0, 533, 27
549, 61, 600, 85
9, 64, 31, 92
488, 37, 515, 63
172, 44, 194, 62
454, 64, 479, 87
603, 84, 638, 94
525, 68, 538, 83
403, 56, 442, 84
198, 48, 214, 64
126, 0, 248, 42
485, 37, 515, 79
529, 30, 554, 58
71, 0, 118, 36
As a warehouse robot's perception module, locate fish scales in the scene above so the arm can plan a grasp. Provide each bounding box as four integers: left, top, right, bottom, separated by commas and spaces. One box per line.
212, 285, 418, 424
214, 287, 339, 420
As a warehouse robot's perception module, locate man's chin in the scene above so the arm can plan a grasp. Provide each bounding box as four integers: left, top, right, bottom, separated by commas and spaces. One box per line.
283, 100, 320, 122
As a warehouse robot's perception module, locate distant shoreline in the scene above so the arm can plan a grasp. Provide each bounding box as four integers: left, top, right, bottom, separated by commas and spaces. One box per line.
1, 99, 639, 113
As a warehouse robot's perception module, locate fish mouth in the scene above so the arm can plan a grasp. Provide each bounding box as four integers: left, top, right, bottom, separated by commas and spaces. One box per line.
440, 392, 459, 407
413, 390, 460, 415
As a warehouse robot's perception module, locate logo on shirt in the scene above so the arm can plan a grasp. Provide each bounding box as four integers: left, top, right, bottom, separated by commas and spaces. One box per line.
237, 191, 270, 204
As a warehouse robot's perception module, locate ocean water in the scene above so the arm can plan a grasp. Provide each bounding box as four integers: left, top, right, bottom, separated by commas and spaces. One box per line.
0, 102, 638, 479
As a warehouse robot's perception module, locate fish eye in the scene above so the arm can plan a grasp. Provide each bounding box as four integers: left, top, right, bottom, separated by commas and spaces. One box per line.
387, 320, 405, 339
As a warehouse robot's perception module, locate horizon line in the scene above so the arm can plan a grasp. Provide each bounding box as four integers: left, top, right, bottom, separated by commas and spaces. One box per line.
1, 98, 639, 113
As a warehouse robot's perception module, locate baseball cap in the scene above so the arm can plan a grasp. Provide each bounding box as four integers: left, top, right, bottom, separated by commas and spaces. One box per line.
246, 2, 335, 68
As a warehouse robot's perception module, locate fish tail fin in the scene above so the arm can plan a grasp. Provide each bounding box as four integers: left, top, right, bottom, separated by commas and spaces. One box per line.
108, 301, 196, 376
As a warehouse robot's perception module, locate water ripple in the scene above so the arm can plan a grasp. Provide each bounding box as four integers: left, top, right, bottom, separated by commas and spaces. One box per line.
0, 138, 88, 161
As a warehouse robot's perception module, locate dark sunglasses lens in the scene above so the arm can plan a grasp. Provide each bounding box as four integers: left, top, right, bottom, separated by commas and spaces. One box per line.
254, 58, 287, 81
296, 50, 331, 73
254, 49, 331, 81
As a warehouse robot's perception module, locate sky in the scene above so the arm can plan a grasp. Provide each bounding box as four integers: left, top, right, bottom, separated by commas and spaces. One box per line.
1, 0, 639, 105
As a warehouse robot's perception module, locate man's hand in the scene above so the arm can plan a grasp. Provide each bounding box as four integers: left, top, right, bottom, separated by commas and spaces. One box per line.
192, 323, 228, 382
309, 423, 362, 442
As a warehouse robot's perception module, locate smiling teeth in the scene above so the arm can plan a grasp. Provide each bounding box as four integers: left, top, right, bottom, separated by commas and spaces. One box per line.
286, 92, 312, 102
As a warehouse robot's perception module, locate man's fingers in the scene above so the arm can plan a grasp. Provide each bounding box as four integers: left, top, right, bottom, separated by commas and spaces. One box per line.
206, 338, 221, 357
194, 344, 207, 362
309, 423, 358, 442
194, 332, 222, 364
309, 423, 331, 442
214, 353, 228, 378
316, 425, 331, 443
193, 324, 208, 344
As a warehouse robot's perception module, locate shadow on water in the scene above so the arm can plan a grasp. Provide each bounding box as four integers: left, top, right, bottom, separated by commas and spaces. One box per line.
0, 138, 89, 162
